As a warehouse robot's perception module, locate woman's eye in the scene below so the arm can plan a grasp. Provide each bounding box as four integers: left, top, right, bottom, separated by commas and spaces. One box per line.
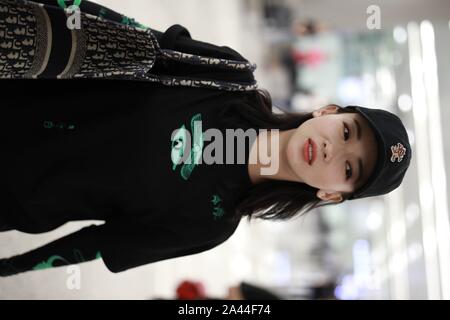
345, 162, 352, 180
343, 123, 350, 141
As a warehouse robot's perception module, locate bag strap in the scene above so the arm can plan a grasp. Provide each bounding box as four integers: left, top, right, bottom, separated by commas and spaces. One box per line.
155, 24, 257, 72
158, 49, 257, 72
143, 29, 258, 91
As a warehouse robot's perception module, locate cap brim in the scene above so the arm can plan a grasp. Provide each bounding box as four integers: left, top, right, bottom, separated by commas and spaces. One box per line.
348, 106, 387, 199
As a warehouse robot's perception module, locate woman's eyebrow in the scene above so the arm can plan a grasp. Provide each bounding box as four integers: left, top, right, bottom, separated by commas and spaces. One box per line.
353, 118, 364, 185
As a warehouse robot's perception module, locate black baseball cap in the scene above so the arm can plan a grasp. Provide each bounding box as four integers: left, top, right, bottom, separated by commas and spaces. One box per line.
344, 106, 412, 200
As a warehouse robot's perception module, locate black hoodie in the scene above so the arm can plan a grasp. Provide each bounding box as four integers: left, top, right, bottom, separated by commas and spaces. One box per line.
0, 0, 258, 275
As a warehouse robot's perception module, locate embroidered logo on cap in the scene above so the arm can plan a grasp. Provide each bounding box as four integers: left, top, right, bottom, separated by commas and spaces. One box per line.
390, 143, 406, 163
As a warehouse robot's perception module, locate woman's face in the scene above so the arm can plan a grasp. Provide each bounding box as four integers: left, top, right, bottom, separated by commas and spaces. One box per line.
286, 104, 378, 202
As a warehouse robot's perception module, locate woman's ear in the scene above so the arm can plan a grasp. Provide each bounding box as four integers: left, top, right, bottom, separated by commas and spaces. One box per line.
316, 190, 343, 203
312, 104, 340, 118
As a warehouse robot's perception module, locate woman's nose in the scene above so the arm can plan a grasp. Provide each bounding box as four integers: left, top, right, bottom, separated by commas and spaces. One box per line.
323, 141, 329, 161
322, 140, 337, 163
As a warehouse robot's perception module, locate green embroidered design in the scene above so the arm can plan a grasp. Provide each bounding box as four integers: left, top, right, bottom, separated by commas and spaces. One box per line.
211, 194, 225, 219
43, 120, 76, 130
120, 15, 148, 29
98, 8, 107, 19
213, 207, 225, 219
32, 249, 101, 271
33, 255, 70, 270
171, 113, 204, 181
57, 0, 82, 9
43, 121, 53, 129
56, 1, 148, 29
211, 194, 222, 206
171, 124, 188, 171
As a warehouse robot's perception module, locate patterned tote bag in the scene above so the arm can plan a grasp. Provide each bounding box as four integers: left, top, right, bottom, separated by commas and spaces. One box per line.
0, 0, 258, 91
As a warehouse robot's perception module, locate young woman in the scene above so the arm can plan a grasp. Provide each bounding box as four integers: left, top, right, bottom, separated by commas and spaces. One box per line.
0, 0, 411, 277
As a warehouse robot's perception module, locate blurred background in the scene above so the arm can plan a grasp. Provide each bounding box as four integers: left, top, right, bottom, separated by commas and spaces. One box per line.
1, 0, 450, 300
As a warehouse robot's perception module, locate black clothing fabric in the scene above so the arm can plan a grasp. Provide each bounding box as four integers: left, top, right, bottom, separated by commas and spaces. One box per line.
0, 1, 260, 275
0, 226, 101, 276
1, 80, 256, 274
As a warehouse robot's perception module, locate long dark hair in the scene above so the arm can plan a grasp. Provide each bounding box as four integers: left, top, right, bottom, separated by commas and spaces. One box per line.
228, 88, 357, 221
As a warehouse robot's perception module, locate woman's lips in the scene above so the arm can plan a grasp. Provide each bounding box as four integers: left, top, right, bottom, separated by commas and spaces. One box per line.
303, 138, 317, 165
310, 138, 317, 164
303, 139, 311, 165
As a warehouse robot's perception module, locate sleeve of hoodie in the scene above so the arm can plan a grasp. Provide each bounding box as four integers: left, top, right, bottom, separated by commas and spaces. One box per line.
0, 225, 102, 277
0, 216, 239, 276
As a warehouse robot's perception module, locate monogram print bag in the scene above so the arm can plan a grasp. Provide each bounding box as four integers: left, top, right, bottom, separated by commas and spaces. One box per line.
0, 0, 258, 92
